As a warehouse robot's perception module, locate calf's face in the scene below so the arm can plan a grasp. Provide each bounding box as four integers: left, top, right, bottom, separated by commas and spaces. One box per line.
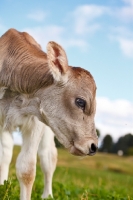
39, 42, 98, 156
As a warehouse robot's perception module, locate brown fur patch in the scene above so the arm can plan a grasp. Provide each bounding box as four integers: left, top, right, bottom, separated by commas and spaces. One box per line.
71, 66, 97, 101
22, 172, 34, 185
0, 29, 53, 94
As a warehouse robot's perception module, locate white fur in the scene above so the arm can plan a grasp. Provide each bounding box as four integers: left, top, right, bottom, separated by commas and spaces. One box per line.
0, 97, 57, 200
16, 118, 44, 200
0, 129, 14, 184
38, 125, 57, 198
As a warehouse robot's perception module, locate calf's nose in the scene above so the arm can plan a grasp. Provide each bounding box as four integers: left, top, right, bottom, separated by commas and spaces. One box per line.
88, 143, 98, 156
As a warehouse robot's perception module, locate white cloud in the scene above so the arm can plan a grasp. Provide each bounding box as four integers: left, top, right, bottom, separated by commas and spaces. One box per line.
123, 0, 133, 6
72, 5, 109, 35
118, 37, 133, 58
95, 97, 133, 141
117, 7, 133, 22
27, 10, 47, 22
114, 0, 133, 22
23, 26, 87, 50
111, 36, 133, 58
24, 26, 64, 49
109, 27, 133, 58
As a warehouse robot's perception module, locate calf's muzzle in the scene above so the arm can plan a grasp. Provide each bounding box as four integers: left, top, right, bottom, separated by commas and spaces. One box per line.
69, 139, 98, 156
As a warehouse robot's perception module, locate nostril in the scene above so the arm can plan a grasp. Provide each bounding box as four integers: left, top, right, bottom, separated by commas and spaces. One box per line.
90, 143, 97, 154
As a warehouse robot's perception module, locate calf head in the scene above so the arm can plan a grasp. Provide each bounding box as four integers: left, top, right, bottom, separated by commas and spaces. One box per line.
37, 41, 98, 156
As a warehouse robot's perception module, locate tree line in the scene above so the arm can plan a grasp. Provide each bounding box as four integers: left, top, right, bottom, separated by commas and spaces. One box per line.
98, 130, 133, 156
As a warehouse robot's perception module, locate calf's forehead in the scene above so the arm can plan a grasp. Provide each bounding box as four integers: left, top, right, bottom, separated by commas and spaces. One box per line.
69, 67, 96, 96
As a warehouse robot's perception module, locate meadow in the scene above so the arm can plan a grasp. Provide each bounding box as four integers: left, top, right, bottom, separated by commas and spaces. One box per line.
0, 145, 133, 200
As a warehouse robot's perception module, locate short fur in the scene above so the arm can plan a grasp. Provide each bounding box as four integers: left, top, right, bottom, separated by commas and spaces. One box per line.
0, 29, 53, 93
0, 29, 98, 200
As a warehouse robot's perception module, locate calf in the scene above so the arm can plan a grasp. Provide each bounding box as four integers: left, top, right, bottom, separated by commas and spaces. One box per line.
0, 29, 98, 199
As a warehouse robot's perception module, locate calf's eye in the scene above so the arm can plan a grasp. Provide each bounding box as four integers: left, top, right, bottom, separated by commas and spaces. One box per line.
75, 98, 86, 111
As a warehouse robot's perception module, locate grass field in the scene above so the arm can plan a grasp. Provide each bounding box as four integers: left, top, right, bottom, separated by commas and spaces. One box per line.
0, 145, 133, 200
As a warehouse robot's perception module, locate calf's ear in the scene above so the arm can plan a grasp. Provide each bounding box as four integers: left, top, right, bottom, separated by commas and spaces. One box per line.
47, 41, 69, 82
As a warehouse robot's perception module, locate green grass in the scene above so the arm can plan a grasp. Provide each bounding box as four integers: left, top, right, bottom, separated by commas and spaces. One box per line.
0, 146, 133, 199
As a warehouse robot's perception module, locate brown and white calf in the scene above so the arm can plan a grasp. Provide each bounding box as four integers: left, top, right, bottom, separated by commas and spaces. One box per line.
0, 29, 98, 199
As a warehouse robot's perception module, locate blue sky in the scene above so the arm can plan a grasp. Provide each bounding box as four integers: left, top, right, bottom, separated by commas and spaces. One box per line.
0, 0, 133, 142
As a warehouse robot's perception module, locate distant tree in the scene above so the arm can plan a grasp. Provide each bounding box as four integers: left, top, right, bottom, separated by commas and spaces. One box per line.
127, 147, 133, 156
96, 129, 100, 138
113, 133, 133, 155
100, 134, 113, 153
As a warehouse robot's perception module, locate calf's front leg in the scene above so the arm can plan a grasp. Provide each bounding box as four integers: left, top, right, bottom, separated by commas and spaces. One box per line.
38, 125, 57, 199
0, 130, 14, 184
16, 118, 44, 200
